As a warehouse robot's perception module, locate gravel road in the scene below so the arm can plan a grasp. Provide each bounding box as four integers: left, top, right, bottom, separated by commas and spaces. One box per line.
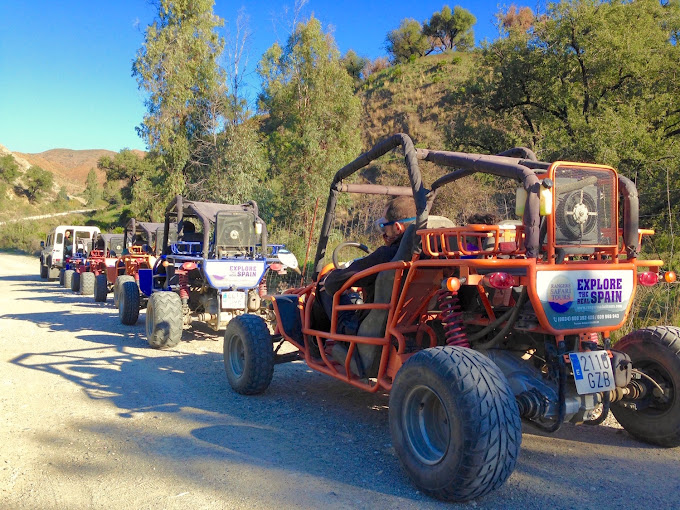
1, 252, 679, 509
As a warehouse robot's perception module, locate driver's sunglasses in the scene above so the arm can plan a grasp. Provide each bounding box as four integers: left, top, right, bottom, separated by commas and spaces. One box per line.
376, 216, 416, 233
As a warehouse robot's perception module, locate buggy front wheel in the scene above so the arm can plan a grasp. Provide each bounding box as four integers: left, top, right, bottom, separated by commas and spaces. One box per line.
119, 280, 140, 325
113, 275, 134, 307
94, 274, 108, 302
389, 346, 522, 502
223, 315, 274, 395
71, 272, 80, 293
145, 291, 183, 349
80, 272, 95, 296
63, 270, 74, 289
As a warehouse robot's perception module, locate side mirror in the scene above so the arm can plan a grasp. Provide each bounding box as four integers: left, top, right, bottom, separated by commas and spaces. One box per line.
277, 249, 299, 272
40, 241, 45, 248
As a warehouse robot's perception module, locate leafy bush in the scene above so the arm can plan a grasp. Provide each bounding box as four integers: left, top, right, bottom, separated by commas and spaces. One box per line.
0, 155, 19, 183
24, 166, 53, 201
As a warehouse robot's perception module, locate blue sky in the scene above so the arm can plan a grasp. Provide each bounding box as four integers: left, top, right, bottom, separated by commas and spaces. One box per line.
0, 1, 506, 154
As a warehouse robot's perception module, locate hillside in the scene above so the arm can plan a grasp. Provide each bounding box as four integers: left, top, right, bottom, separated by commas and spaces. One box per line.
16, 148, 114, 190
355, 52, 497, 223
359, 52, 473, 150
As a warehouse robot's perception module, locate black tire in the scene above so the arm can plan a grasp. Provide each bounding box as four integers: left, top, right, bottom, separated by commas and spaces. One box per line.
71, 272, 81, 293
40, 261, 48, 279
63, 270, 74, 289
389, 346, 522, 502
59, 269, 65, 286
611, 326, 680, 447
80, 272, 95, 296
119, 280, 140, 325
145, 291, 183, 349
94, 274, 108, 302
114, 275, 135, 307
223, 315, 274, 395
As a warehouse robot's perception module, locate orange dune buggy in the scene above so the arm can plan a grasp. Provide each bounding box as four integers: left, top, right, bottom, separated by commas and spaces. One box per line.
107, 219, 166, 323
223, 134, 679, 502
67, 233, 124, 296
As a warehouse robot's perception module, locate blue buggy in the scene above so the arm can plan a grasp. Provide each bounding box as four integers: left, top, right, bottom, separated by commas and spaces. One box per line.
133, 195, 298, 348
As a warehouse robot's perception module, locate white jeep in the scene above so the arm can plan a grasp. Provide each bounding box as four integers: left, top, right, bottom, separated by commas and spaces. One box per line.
39, 225, 101, 279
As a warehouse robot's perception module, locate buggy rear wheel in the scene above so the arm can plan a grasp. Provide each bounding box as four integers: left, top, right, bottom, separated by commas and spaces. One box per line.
80, 272, 95, 296
389, 346, 521, 502
114, 275, 134, 307
63, 270, 74, 289
119, 280, 140, 325
71, 272, 80, 293
145, 291, 183, 349
611, 326, 680, 447
223, 315, 274, 395
94, 274, 108, 302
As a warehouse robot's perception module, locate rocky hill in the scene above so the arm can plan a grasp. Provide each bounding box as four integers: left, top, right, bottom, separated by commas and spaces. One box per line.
15, 148, 114, 189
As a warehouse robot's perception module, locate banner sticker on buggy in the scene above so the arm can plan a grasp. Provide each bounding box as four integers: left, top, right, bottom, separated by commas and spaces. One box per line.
536, 270, 633, 330
203, 260, 266, 289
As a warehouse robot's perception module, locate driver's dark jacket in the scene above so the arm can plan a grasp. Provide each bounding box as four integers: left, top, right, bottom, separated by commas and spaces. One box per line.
323, 234, 403, 304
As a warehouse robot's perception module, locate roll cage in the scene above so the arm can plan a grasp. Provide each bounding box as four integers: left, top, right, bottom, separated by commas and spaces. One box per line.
313, 133, 642, 277
160, 195, 268, 260
124, 219, 165, 255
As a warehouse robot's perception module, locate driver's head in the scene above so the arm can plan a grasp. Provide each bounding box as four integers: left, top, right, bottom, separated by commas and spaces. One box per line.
378, 196, 416, 245
182, 220, 196, 234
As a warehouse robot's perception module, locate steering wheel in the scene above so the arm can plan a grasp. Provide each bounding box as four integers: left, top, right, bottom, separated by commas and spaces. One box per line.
152, 256, 166, 274
332, 241, 370, 269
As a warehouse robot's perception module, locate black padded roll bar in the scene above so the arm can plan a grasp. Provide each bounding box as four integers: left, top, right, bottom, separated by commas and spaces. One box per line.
312, 135, 638, 272
618, 175, 639, 258
416, 148, 542, 258
313, 134, 428, 278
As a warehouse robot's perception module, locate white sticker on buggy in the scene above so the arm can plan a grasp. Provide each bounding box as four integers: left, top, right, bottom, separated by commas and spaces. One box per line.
203, 260, 266, 289
536, 270, 633, 330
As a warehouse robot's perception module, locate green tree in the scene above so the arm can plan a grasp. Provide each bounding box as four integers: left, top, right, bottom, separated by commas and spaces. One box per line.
102, 181, 122, 206
0, 154, 19, 183
84, 168, 101, 205
24, 165, 53, 201
56, 187, 69, 204
450, 0, 680, 230
423, 5, 476, 53
341, 49, 368, 84
386, 18, 429, 63
133, 0, 226, 195
98, 149, 155, 203
187, 119, 268, 205
258, 17, 361, 221
468, 0, 680, 164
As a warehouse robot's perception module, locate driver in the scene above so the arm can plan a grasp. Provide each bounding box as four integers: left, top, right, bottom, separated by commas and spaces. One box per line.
63, 230, 73, 257
320, 196, 416, 334
180, 219, 203, 243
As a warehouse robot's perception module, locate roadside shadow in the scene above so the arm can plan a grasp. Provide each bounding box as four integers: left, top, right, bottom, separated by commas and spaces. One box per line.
12, 332, 676, 509
0, 273, 45, 283
2, 309, 122, 334
10, 338, 432, 504
17, 294, 105, 306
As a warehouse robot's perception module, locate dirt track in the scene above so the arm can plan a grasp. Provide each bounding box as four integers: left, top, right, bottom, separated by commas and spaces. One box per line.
1, 252, 679, 509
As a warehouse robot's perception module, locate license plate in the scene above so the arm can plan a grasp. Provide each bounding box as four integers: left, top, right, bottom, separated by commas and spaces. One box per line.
569, 350, 615, 395
221, 291, 246, 310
